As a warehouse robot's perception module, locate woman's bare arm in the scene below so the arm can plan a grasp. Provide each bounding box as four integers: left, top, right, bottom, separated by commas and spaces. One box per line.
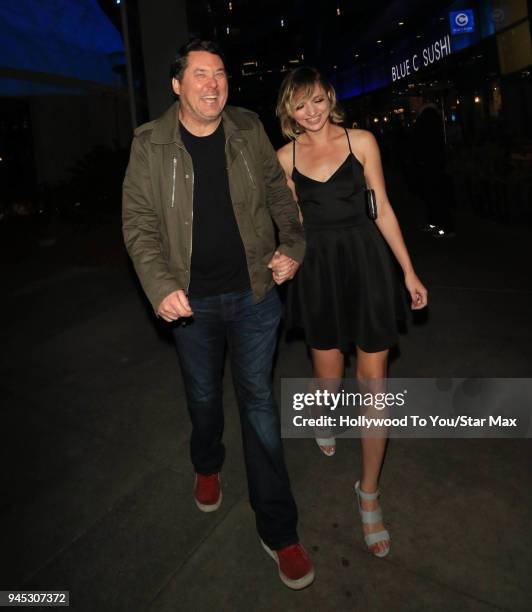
351, 130, 427, 309
277, 144, 303, 223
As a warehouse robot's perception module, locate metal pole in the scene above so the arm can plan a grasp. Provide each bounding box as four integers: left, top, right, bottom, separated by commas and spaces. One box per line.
120, 0, 137, 129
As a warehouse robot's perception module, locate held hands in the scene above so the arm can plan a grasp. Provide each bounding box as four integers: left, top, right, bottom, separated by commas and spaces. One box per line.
157, 289, 193, 322
405, 271, 428, 310
268, 250, 299, 285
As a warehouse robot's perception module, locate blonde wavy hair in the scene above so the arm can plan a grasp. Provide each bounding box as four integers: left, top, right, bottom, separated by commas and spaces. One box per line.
276, 66, 345, 140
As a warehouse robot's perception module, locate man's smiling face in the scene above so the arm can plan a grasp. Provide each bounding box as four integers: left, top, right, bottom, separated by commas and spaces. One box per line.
172, 50, 228, 128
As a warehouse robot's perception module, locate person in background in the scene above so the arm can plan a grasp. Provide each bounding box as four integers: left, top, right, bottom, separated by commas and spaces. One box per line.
276, 66, 427, 558
412, 102, 456, 238
122, 39, 314, 590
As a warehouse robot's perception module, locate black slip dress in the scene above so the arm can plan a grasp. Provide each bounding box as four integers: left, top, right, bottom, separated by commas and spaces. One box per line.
286, 128, 406, 353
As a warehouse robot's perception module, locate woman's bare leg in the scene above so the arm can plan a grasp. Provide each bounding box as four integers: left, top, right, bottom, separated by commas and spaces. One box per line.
310, 348, 344, 454
356, 346, 390, 555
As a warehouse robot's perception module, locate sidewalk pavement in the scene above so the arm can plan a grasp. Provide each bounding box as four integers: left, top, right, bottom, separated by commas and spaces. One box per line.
1, 175, 531, 611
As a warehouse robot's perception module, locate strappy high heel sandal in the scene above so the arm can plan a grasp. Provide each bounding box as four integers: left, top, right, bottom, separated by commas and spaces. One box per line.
354, 480, 390, 558
314, 434, 336, 456
313, 424, 336, 456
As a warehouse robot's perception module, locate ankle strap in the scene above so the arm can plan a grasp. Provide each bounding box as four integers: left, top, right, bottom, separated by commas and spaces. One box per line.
355, 481, 380, 501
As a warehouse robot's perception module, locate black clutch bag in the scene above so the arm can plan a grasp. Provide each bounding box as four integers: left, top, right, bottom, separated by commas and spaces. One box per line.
365, 188, 377, 220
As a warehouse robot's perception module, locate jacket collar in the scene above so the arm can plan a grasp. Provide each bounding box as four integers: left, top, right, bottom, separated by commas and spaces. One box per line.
150, 100, 252, 145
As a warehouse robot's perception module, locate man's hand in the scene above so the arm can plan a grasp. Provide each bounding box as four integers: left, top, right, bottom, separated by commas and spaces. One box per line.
157, 289, 193, 322
267, 251, 300, 285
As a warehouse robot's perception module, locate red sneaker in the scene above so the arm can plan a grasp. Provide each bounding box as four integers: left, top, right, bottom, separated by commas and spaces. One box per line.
194, 473, 222, 512
261, 540, 315, 590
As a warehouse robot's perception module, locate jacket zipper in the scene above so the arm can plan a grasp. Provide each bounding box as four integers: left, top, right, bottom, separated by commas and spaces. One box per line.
171, 156, 177, 208
174, 145, 194, 292
240, 150, 255, 187
226, 137, 254, 291
188, 165, 194, 292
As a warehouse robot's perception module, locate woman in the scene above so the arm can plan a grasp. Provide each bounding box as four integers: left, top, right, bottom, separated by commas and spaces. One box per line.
274, 67, 428, 558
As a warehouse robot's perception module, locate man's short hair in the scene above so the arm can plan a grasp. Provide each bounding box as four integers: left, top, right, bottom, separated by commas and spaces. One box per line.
171, 39, 226, 81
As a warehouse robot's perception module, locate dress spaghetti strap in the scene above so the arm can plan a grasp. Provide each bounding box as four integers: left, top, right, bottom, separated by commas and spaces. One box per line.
344, 128, 353, 154
292, 139, 296, 168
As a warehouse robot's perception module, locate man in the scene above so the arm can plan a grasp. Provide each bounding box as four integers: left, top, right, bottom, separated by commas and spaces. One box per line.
122, 40, 313, 590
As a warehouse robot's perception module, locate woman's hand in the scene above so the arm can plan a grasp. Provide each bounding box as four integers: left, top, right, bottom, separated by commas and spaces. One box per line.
268, 250, 300, 285
405, 271, 428, 310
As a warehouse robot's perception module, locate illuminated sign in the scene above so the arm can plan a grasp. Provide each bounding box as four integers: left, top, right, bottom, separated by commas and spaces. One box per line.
391, 34, 452, 82
450, 10, 475, 34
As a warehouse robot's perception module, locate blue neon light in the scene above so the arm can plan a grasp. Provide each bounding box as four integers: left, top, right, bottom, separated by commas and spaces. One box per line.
0, 0, 124, 95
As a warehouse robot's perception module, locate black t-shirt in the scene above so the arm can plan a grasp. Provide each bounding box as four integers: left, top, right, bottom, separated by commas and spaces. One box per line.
180, 120, 250, 298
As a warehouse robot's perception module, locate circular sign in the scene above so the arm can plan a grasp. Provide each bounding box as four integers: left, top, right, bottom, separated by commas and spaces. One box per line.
455, 12, 470, 27
492, 9, 505, 24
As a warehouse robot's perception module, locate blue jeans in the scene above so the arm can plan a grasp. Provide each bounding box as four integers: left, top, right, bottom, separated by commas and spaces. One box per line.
172, 287, 298, 549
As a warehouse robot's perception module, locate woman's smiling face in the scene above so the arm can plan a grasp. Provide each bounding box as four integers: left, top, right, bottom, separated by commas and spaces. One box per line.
291, 84, 331, 132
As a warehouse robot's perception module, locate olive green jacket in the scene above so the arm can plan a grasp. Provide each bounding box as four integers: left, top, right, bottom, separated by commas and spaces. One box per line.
122, 101, 305, 310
